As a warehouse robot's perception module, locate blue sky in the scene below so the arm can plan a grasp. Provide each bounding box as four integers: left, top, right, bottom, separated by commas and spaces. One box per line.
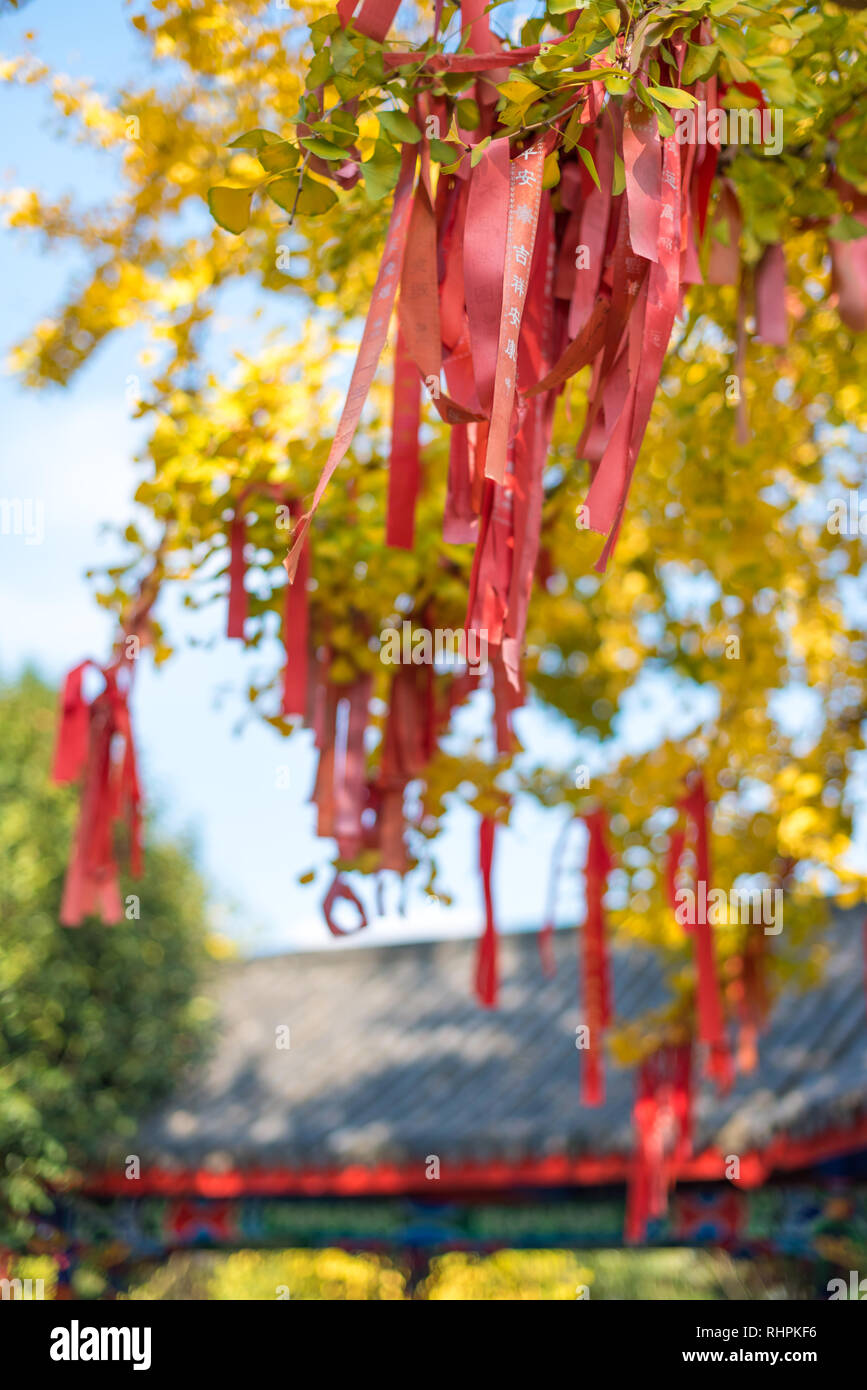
0, 1, 727, 957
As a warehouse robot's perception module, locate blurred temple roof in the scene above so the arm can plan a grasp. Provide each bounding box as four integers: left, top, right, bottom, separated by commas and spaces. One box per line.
132, 907, 867, 1182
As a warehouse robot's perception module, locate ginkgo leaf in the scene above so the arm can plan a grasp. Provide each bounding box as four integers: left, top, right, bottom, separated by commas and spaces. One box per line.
301, 136, 348, 161
362, 139, 401, 202
456, 98, 480, 131
829, 214, 867, 243
207, 185, 254, 234
227, 128, 283, 150
470, 136, 492, 167
377, 109, 422, 144
266, 176, 337, 217
429, 139, 463, 164
257, 142, 300, 175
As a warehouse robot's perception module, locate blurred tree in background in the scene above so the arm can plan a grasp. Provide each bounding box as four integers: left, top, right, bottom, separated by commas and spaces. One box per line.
0, 672, 212, 1244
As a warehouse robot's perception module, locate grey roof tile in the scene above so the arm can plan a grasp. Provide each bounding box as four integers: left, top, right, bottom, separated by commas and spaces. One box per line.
135, 907, 867, 1170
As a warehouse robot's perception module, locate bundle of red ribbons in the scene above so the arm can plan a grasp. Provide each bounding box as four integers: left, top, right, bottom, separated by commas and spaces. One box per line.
52, 657, 142, 927
284, 12, 800, 656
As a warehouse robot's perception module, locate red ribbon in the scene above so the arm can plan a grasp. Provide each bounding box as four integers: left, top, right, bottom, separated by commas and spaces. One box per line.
475, 816, 498, 1007
340, 0, 400, 42
672, 774, 733, 1090
485, 135, 552, 484
285, 143, 417, 583
54, 659, 141, 926
626, 1043, 692, 1243
754, 242, 787, 346
52, 661, 92, 784
581, 808, 614, 1107
464, 138, 511, 414
386, 327, 421, 550
322, 874, 369, 937
226, 512, 248, 640
282, 499, 309, 718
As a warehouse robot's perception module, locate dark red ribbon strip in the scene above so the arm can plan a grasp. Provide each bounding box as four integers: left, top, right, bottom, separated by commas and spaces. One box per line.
475, 815, 498, 1007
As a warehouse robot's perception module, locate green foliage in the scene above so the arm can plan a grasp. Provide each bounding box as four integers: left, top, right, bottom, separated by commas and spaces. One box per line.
0, 673, 212, 1242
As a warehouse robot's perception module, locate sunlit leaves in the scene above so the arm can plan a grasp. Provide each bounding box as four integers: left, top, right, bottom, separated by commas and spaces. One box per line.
207, 185, 253, 234
266, 174, 337, 216
377, 109, 421, 145
362, 138, 401, 200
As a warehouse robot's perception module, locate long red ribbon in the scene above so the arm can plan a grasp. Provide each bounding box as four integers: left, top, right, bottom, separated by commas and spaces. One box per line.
285, 143, 417, 583
581, 808, 614, 1107
678, 774, 733, 1090
485, 136, 550, 484
475, 816, 498, 1007
227, 512, 248, 640
386, 327, 421, 549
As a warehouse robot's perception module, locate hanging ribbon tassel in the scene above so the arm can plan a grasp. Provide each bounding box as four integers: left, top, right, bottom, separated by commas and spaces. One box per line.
735, 930, 768, 1073
338, 0, 401, 42
52, 661, 92, 784
322, 873, 369, 937
678, 774, 733, 1090
227, 511, 248, 640
475, 815, 498, 1007
485, 134, 552, 483
386, 327, 422, 549
282, 499, 310, 718
581, 808, 614, 1107
625, 1042, 693, 1243
285, 143, 417, 583
754, 242, 787, 346
55, 661, 140, 927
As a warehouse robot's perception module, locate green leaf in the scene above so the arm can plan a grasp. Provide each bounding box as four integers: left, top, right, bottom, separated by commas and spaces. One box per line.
309, 14, 340, 53
309, 119, 356, 148
227, 129, 282, 151
470, 136, 492, 168
333, 73, 366, 101
301, 136, 349, 161
645, 85, 698, 110
306, 49, 332, 90
429, 138, 463, 164
362, 139, 401, 202
829, 214, 867, 243
330, 29, 357, 73
377, 109, 422, 144
257, 142, 301, 175
542, 150, 561, 189
207, 185, 254, 234
576, 143, 600, 192
604, 73, 631, 96
330, 109, 360, 141
456, 98, 481, 131
651, 101, 675, 138
563, 108, 583, 153
596, 0, 622, 38
266, 176, 338, 217
612, 151, 625, 197
681, 42, 717, 86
